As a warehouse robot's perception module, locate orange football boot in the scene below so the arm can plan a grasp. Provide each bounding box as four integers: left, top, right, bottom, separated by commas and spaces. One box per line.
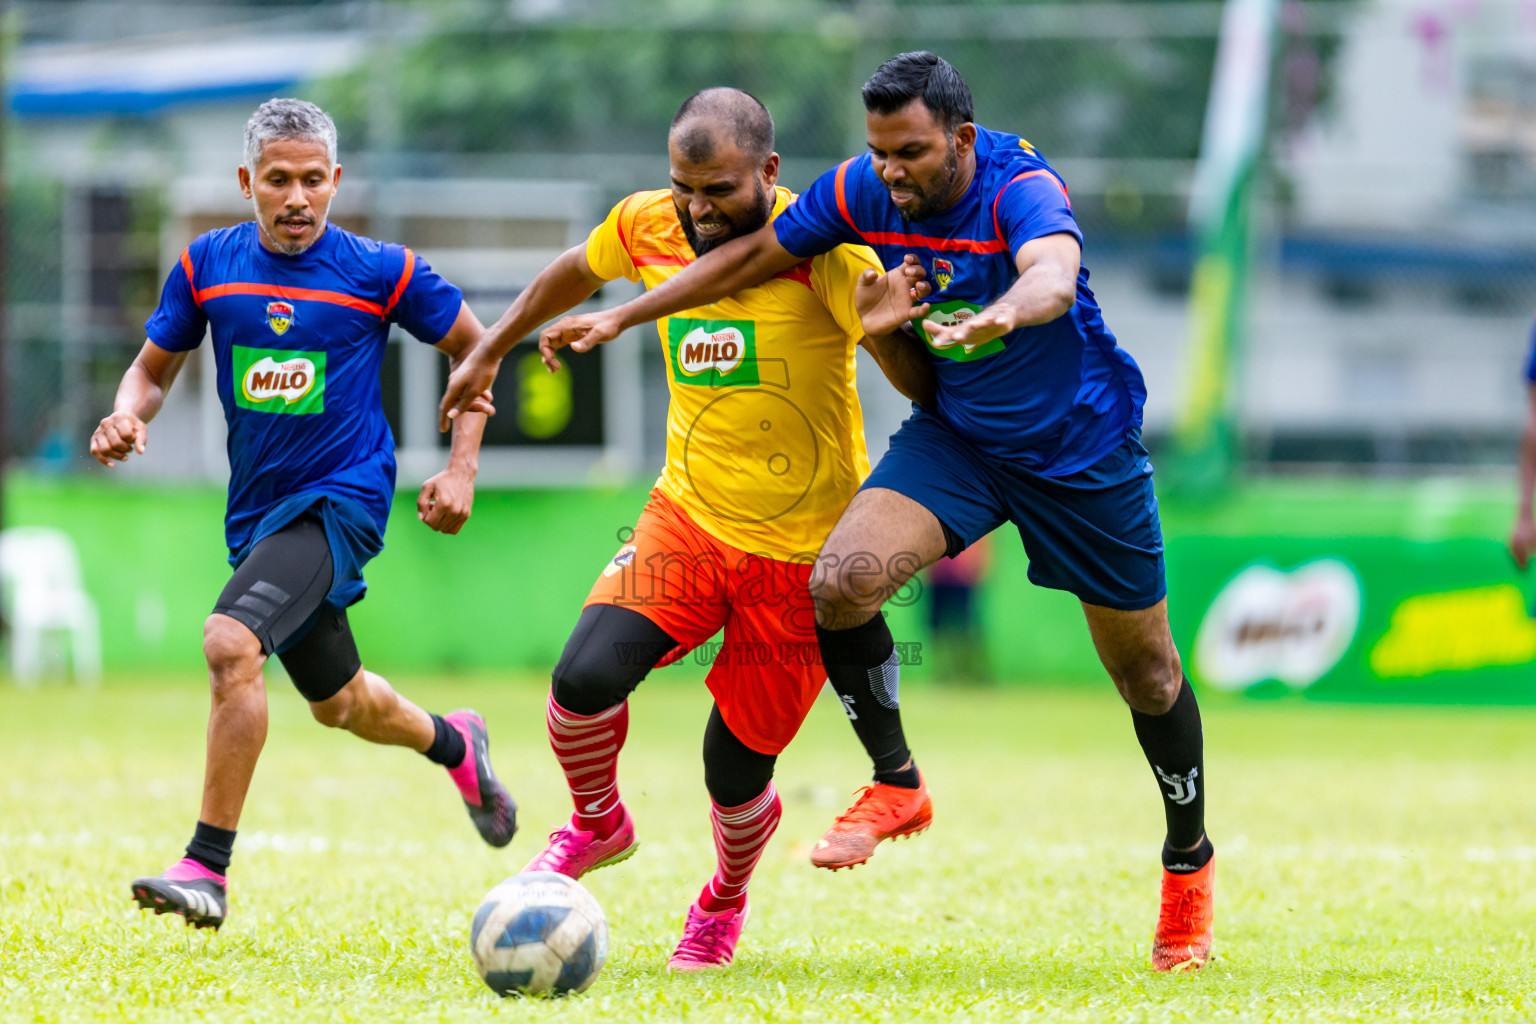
811, 773, 933, 870
1152, 856, 1215, 971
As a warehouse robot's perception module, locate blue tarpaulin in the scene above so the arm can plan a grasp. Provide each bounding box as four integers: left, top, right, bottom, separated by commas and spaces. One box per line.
9, 33, 364, 117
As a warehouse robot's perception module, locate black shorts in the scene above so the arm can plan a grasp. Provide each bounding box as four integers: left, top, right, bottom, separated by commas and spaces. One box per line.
212, 511, 362, 703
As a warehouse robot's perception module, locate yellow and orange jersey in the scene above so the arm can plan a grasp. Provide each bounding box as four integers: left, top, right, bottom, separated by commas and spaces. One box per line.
585, 187, 879, 561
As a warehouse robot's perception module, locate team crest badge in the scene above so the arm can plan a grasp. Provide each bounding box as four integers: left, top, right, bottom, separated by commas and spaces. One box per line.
265, 300, 295, 336
933, 258, 954, 292
602, 544, 638, 579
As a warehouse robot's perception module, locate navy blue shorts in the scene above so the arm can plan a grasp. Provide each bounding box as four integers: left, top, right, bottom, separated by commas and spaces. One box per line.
863, 407, 1166, 611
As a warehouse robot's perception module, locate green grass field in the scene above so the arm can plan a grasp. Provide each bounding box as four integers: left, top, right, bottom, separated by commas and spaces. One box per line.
5, 673, 1536, 1022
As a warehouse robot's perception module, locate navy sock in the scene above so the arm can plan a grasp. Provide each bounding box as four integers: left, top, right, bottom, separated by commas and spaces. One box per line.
423, 714, 467, 768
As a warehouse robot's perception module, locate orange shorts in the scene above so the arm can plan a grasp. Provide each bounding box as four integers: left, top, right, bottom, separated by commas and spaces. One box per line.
586, 490, 823, 755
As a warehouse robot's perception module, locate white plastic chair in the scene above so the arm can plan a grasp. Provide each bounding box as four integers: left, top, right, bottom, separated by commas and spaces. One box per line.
0, 527, 101, 686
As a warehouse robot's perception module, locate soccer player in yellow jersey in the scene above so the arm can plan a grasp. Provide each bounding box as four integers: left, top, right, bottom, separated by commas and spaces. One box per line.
442, 89, 933, 971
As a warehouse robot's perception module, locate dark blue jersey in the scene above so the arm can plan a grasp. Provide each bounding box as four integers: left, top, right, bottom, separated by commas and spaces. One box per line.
1525, 319, 1536, 383
145, 222, 463, 565
774, 125, 1146, 475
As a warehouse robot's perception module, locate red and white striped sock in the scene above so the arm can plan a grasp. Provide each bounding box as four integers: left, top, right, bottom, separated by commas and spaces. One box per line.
698, 783, 781, 913
546, 691, 629, 837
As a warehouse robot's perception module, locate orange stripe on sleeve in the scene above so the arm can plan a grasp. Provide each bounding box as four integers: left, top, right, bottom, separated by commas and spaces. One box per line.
180, 248, 198, 305
614, 193, 641, 258
833, 158, 860, 236
383, 247, 416, 316
991, 170, 1072, 249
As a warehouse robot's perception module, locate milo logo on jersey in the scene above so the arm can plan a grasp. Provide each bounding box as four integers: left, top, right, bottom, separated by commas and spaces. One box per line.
916, 300, 1008, 362
667, 318, 760, 387
232, 345, 326, 414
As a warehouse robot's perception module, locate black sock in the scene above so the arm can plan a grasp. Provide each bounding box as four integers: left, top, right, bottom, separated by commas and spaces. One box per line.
1162, 835, 1214, 875
185, 821, 236, 875
423, 714, 467, 768
816, 615, 918, 789
1130, 677, 1206, 851
875, 762, 921, 789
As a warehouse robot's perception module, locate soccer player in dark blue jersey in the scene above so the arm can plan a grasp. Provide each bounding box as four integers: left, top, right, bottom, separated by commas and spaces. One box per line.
1511, 325, 1536, 569
473, 53, 1215, 971
91, 99, 516, 930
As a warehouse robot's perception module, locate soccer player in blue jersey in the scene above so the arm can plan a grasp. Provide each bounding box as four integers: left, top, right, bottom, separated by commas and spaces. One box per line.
1510, 327, 1536, 569
473, 52, 1215, 971
90, 99, 516, 930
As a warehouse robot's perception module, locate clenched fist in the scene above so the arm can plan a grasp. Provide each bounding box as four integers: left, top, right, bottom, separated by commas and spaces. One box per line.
90, 412, 147, 468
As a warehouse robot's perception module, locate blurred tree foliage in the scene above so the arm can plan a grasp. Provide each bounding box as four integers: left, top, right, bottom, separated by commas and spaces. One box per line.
309, 0, 1354, 237
314, 0, 1240, 162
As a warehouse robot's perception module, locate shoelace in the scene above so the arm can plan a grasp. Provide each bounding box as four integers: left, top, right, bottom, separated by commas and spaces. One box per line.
834, 786, 894, 829
1158, 883, 1209, 938
675, 911, 735, 960
529, 826, 583, 867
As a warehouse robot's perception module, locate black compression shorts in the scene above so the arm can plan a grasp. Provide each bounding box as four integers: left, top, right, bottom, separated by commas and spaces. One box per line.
212, 511, 362, 702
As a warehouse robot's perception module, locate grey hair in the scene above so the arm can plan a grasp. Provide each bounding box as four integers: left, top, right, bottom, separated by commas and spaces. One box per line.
243, 98, 338, 172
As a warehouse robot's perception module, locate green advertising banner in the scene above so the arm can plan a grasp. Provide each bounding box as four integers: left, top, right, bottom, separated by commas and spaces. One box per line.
11, 472, 1528, 698
1169, 537, 1536, 704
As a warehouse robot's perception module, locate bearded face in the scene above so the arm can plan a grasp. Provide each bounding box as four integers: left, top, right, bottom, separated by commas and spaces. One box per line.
885, 136, 959, 223
252, 194, 328, 255
676, 180, 774, 257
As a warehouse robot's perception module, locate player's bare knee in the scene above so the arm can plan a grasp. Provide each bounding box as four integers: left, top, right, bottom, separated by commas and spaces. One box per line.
202, 615, 262, 682
810, 588, 847, 629
309, 669, 369, 729
309, 690, 353, 729
1117, 663, 1181, 715
813, 597, 879, 631
809, 569, 879, 629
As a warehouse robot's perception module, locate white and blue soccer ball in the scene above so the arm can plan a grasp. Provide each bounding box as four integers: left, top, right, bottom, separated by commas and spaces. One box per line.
470, 871, 608, 997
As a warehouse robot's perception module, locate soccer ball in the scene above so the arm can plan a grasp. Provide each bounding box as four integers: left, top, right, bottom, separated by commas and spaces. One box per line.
470, 871, 608, 997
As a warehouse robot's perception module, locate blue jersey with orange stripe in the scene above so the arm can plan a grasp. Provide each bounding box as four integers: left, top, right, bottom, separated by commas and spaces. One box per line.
145, 221, 462, 564
774, 124, 1146, 475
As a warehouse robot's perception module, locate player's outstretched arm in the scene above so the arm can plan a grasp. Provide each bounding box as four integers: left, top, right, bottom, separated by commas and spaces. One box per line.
1511, 385, 1536, 568
537, 223, 802, 366
422, 303, 498, 535
923, 232, 1081, 353
89, 341, 188, 468
439, 244, 607, 429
